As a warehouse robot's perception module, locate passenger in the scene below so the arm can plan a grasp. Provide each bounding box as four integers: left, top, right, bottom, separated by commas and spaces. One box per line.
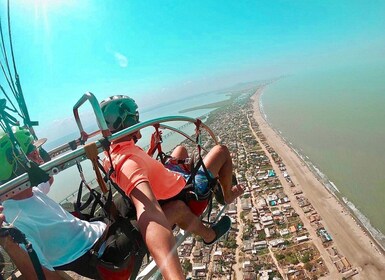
100, 95, 245, 278
0, 127, 141, 279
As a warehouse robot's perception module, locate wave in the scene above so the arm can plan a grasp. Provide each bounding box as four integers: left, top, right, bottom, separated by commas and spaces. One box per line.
329, 181, 340, 193
343, 197, 385, 249
259, 92, 268, 120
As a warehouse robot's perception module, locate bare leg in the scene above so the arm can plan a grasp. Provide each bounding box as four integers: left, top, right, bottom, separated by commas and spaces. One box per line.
170, 145, 189, 160
203, 145, 244, 204
131, 182, 184, 280
162, 200, 216, 243
169, 145, 192, 172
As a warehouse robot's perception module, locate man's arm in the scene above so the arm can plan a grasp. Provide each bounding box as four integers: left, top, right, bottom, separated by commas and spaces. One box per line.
0, 207, 61, 280
130, 182, 184, 280
0, 236, 62, 280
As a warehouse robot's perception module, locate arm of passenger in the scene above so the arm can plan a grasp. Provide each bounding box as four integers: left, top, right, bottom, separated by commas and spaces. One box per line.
147, 131, 161, 156
0, 236, 62, 280
130, 181, 184, 280
0, 206, 61, 279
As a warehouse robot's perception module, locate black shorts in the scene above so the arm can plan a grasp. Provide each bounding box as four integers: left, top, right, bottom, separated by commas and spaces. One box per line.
54, 217, 140, 279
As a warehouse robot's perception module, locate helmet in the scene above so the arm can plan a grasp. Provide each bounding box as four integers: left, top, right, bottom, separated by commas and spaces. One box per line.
12, 126, 35, 154
0, 131, 14, 181
0, 127, 34, 181
100, 95, 139, 133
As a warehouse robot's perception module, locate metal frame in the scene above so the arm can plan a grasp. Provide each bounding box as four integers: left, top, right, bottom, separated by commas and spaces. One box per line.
0, 91, 226, 279
0, 92, 219, 202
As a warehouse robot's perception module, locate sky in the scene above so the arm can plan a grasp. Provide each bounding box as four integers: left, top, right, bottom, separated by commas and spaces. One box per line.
0, 0, 384, 140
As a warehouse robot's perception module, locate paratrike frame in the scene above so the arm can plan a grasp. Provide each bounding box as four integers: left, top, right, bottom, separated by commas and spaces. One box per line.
0, 92, 219, 202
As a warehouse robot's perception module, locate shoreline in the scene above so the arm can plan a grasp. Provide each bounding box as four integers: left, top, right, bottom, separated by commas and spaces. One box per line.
252, 88, 385, 279
258, 91, 385, 253
179, 91, 245, 113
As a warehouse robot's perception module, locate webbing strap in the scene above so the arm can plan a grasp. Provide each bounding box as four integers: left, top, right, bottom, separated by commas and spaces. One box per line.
95, 151, 137, 220
148, 124, 171, 164
187, 119, 217, 190
84, 142, 108, 193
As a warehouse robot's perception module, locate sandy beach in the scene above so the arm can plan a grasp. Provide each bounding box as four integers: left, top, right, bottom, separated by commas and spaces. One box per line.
251, 90, 385, 279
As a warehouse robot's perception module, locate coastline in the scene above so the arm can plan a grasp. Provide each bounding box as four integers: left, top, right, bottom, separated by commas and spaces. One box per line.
258, 90, 385, 252
252, 88, 385, 279
179, 91, 246, 113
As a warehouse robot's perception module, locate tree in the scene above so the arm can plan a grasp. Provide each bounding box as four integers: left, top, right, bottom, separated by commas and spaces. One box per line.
301, 253, 311, 263
276, 254, 285, 261
182, 259, 192, 275
223, 234, 237, 249
257, 231, 266, 240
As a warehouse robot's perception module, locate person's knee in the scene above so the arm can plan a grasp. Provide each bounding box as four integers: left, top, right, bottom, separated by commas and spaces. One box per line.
213, 144, 230, 156
175, 145, 187, 151
163, 200, 190, 224
171, 145, 188, 159
163, 200, 189, 215
172, 200, 189, 211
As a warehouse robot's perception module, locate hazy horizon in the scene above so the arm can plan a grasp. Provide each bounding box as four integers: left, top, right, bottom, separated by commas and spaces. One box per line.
1, 0, 384, 142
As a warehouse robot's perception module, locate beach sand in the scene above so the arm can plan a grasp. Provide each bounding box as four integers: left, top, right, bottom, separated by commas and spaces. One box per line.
251, 90, 385, 279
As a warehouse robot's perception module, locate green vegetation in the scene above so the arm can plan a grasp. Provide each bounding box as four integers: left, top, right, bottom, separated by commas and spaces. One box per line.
301, 253, 311, 263
276, 254, 285, 261
240, 210, 250, 222
223, 235, 237, 249
304, 262, 313, 271
257, 231, 266, 241
285, 253, 299, 265
182, 259, 192, 274
257, 248, 269, 256
254, 264, 263, 272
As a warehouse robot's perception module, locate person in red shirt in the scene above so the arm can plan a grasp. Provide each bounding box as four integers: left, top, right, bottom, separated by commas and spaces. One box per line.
101, 95, 244, 279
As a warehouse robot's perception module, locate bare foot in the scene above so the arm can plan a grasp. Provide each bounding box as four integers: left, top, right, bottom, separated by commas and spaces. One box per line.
224, 184, 245, 204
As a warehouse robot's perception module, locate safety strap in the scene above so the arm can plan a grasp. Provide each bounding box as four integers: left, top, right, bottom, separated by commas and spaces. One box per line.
84, 142, 108, 193
99, 138, 137, 219
187, 119, 218, 198
148, 124, 172, 164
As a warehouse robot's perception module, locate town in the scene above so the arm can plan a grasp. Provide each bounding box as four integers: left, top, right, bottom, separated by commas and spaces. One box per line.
0, 89, 360, 280
173, 88, 358, 280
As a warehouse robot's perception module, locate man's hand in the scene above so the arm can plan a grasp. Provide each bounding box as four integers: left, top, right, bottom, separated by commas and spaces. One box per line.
148, 131, 162, 156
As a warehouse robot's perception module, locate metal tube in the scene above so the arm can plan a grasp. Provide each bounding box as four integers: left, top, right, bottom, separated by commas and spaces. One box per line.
0, 116, 218, 201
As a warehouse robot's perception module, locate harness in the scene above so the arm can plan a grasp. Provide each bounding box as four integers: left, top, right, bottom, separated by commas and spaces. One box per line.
71, 142, 147, 280
146, 120, 225, 224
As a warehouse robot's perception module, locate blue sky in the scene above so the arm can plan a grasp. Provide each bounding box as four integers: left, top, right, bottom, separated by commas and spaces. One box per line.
1, 0, 384, 139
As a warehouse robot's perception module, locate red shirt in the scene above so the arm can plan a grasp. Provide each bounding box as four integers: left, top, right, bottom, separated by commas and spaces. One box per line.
103, 140, 185, 200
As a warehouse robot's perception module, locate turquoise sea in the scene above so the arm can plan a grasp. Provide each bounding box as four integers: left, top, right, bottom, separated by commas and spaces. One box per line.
260, 63, 385, 247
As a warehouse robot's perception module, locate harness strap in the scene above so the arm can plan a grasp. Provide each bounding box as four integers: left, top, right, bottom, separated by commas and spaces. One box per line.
84, 142, 108, 193
186, 119, 218, 198
99, 140, 137, 219
89, 222, 111, 259
148, 124, 172, 164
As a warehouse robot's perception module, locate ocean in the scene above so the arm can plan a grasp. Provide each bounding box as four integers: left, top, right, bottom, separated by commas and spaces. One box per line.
260, 63, 385, 247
